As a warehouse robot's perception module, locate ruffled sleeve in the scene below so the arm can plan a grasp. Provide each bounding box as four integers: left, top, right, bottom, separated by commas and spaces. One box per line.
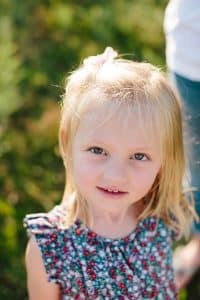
24, 205, 67, 284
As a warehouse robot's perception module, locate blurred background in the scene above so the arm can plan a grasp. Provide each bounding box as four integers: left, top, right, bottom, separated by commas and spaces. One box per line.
0, 0, 199, 299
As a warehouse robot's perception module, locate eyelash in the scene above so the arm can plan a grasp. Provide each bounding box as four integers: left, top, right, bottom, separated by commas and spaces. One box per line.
131, 153, 149, 161
88, 147, 107, 156
88, 147, 149, 161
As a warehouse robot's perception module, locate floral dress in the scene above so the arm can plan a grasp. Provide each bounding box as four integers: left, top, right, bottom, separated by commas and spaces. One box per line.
24, 206, 177, 300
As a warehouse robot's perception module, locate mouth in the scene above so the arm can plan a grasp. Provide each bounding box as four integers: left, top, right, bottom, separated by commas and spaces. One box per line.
96, 186, 128, 198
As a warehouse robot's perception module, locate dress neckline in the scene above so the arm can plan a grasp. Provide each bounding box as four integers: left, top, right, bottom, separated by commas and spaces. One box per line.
74, 216, 158, 246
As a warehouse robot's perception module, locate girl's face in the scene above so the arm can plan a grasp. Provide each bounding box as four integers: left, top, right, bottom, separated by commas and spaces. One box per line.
71, 103, 162, 217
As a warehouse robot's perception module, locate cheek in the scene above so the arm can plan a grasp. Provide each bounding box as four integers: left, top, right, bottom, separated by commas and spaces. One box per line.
132, 166, 159, 192
72, 154, 99, 189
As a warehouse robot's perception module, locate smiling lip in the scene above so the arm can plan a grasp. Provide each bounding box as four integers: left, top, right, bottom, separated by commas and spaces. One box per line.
96, 186, 128, 199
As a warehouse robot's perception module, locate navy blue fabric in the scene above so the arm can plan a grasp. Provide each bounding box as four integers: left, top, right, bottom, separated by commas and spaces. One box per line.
171, 71, 200, 233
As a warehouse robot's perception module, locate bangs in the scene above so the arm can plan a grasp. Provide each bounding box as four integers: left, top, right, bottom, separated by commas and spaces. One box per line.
67, 85, 164, 158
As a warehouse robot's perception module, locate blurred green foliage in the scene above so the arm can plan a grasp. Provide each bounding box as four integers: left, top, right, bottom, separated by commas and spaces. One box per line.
0, 0, 199, 299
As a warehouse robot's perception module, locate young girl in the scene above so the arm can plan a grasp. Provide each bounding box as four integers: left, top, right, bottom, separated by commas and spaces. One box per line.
24, 47, 195, 300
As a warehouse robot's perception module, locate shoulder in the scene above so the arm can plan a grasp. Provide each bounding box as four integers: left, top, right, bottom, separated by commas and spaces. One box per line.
23, 205, 74, 255
24, 205, 74, 284
145, 217, 173, 261
23, 205, 68, 235
138, 216, 174, 245
23, 204, 73, 248
136, 217, 177, 298
136, 217, 174, 273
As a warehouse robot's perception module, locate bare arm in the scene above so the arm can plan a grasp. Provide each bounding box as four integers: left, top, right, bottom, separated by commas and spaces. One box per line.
25, 236, 60, 300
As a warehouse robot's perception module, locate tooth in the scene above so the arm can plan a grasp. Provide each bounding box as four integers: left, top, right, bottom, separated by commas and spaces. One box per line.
106, 187, 120, 193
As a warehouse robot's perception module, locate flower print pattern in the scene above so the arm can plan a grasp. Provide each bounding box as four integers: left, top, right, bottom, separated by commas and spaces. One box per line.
24, 206, 177, 299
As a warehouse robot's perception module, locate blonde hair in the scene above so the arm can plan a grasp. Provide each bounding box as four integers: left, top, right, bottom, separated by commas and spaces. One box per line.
59, 51, 196, 238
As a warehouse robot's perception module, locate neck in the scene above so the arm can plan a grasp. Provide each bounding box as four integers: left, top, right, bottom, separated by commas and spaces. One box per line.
79, 202, 144, 239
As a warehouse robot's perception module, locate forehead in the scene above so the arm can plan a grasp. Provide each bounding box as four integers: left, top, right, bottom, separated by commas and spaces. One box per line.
74, 102, 162, 151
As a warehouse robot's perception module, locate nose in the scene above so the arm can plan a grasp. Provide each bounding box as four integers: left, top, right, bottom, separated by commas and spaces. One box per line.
103, 158, 127, 186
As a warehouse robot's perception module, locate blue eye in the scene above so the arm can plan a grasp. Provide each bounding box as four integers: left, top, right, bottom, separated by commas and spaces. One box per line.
133, 153, 148, 161
88, 147, 106, 155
